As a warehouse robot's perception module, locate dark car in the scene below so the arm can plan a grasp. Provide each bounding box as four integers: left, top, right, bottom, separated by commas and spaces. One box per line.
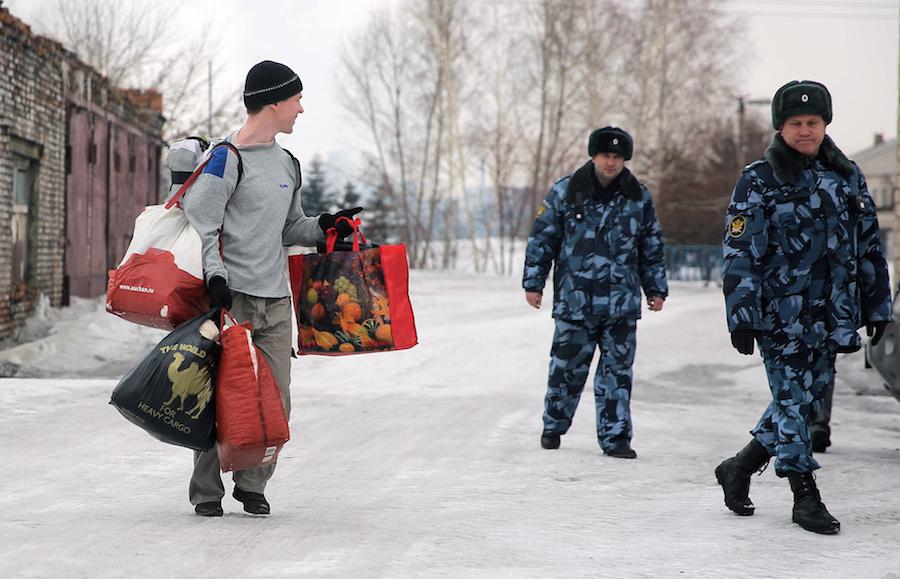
868, 319, 900, 402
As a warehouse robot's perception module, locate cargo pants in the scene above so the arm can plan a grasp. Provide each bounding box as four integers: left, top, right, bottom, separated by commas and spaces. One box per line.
751, 275, 836, 477
189, 293, 293, 505
542, 317, 637, 450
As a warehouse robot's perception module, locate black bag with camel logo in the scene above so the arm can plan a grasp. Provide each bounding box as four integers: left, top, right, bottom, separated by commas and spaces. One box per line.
110, 310, 221, 450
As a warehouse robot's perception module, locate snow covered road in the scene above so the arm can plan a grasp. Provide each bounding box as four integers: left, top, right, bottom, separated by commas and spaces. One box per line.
1, 272, 899, 578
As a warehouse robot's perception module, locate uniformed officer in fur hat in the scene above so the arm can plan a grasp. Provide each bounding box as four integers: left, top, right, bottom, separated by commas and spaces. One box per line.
523, 126, 668, 459
716, 80, 891, 534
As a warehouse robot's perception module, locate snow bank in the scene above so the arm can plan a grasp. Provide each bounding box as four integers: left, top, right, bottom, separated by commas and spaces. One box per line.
0, 273, 898, 578
0, 297, 165, 378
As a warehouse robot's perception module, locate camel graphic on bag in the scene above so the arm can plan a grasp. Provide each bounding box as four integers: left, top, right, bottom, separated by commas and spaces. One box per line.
163, 352, 213, 419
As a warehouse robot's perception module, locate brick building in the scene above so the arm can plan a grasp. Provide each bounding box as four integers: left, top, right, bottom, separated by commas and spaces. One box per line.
0, 8, 164, 338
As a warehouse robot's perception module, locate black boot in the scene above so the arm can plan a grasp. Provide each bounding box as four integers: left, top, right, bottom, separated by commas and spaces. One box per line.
811, 425, 831, 453
714, 439, 770, 516
233, 487, 270, 515
788, 473, 840, 534
194, 501, 223, 517
602, 439, 637, 459
540, 432, 561, 450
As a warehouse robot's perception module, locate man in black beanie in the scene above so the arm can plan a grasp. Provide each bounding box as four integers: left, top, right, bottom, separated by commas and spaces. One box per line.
183, 60, 363, 517
717, 80, 891, 534
523, 126, 668, 459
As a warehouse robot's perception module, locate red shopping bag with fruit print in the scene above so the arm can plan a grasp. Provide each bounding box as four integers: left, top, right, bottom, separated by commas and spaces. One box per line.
288, 219, 417, 355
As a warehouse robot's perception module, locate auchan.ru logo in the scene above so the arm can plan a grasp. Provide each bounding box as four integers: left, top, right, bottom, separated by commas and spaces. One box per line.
118, 284, 156, 294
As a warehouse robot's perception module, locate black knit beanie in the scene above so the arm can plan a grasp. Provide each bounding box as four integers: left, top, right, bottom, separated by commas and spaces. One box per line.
243, 61, 303, 109
588, 126, 633, 160
771, 80, 832, 129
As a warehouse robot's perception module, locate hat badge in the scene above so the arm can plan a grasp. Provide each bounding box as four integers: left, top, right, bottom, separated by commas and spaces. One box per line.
612, 138, 619, 145
801, 94, 809, 102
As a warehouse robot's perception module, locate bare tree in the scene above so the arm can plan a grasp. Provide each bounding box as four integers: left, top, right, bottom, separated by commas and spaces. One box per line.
656, 113, 770, 244
339, 0, 479, 269
623, 0, 742, 195
578, 2, 632, 129
515, 0, 587, 243
37, 0, 243, 140
340, 0, 746, 273
339, 5, 423, 264
468, 1, 534, 274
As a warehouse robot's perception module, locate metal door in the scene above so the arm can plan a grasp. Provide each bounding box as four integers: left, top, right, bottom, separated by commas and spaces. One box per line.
65, 107, 108, 298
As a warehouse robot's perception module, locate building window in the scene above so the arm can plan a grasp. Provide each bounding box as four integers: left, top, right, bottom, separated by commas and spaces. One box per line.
8, 137, 42, 301
878, 229, 891, 261
868, 181, 895, 211
10, 160, 34, 297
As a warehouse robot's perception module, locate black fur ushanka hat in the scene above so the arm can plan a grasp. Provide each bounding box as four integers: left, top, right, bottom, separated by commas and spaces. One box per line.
771, 80, 832, 129
588, 126, 633, 160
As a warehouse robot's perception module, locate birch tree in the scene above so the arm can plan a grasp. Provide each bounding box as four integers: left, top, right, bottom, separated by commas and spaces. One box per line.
339, 5, 421, 262
341, 0, 745, 271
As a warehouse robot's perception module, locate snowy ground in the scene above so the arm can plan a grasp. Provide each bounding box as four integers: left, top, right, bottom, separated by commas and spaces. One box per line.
1, 272, 899, 578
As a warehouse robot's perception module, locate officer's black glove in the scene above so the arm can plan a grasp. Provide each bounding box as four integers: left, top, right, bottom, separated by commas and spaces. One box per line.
867, 321, 889, 347
207, 276, 233, 311
731, 330, 757, 356
318, 207, 363, 239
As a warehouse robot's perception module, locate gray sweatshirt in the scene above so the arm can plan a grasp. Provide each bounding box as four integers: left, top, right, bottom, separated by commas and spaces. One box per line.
182, 137, 322, 298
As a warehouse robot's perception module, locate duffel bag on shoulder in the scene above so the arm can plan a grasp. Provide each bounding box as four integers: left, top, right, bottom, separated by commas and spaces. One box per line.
106, 142, 241, 329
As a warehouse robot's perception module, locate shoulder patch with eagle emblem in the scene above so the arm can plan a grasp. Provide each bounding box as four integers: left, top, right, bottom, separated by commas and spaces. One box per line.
728, 214, 747, 239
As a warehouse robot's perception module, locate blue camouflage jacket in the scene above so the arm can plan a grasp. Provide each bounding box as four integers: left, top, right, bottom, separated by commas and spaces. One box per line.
523, 162, 668, 321
723, 134, 891, 351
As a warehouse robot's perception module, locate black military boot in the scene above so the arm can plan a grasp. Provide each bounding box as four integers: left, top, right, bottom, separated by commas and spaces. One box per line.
602, 439, 637, 459
233, 487, 270, 515
540, 432, 561, 450
811, 425, 831, 453
788, 473, 840, 534
714, 438, 770, 516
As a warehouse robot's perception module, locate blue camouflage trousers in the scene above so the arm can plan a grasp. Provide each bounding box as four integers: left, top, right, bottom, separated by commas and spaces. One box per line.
751, 345, 835, 477
542, 317, 637, 449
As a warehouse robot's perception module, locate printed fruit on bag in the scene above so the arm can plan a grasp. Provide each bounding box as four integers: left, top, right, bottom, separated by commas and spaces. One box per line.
341, 302, 362, 322
314, 330, 338, 351
375, 323, 392, 343
299, 251, 394, 352
333, 276, 358, 300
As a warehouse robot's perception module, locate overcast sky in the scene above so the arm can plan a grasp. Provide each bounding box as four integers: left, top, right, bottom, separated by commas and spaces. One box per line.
7, 0, 898, 164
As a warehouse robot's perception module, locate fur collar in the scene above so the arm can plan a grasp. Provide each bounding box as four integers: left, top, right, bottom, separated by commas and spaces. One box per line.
764, 133, 855, 184
567, 161, 643, 202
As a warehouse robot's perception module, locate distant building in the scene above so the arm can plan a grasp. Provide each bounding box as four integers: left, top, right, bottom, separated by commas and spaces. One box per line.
851, 135, 896, 268
0, 7, 164, 338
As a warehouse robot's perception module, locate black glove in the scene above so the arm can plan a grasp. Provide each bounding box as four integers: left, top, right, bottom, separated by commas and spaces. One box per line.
867, 321, 889, 347
207, 276, 233, 311
318, 207, 363, 239
731, 329, 757, 356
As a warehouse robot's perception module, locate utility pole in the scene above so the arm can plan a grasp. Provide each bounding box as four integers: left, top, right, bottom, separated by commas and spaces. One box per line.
207, 60, 213, 136
736, 95, 771, 164
894, 17, 900, 282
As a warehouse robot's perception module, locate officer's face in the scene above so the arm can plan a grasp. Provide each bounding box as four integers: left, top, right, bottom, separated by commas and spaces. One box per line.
780, 114, 826, 157
591, 152, 626, 182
